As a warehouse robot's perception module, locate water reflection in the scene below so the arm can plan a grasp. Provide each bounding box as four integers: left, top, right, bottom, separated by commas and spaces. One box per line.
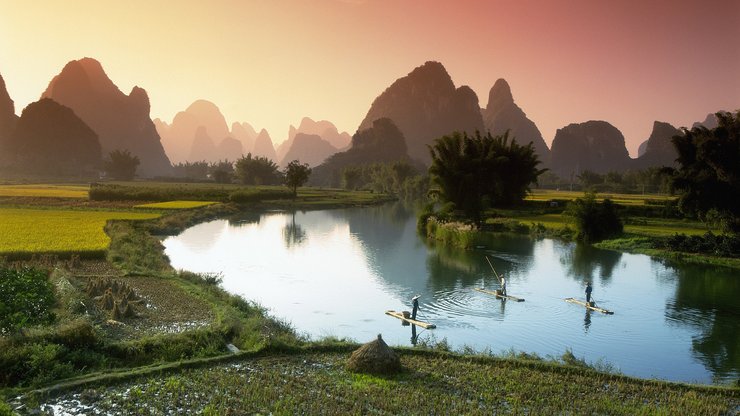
282, 211, 307, 248
559, 242, 623, 284
584, 309, 592, 333
667, 263, 740, 382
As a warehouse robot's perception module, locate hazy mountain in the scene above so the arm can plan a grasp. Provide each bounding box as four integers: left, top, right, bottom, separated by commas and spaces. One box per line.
253, 129, 277, 161
6, 98, 100, 174
159, 100, 244, 163
187, 126, 219, 162
358, 61, 485, 164
633, 121, 681, 169
637, 140, 649, 158
309, 118, 410, 187
277, 117, 348, 165
41, 57, 171, 176
231, 122, 257, 154
481, 79, 549, 164
693, 112, 724, 129
549, 120, 631, 178
280, 133, 337, 167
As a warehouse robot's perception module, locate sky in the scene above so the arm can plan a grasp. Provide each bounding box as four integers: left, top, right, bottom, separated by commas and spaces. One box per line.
1, 0, 738, 155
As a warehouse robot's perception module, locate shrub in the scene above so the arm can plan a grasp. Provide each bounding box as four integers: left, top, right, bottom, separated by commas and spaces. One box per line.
565, 192, 623, 243
0, 267, 56, 334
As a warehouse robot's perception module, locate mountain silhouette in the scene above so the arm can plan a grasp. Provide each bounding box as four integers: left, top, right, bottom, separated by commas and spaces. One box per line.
309, 118, 411, 187
280, 133, 337, 167
253, 128, 277, 161
481, 79, 549, 164
633, 121, 681, 169
41, 58, 171, 176
358, 61, 484, 164
549, 120, 631, 178
6, 98, 101, 175
0, 73, 18, 162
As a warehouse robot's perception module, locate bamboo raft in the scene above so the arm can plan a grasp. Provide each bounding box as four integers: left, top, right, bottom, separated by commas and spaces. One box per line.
385, 310, 437, 329
474, 287, 525, 302
565, 298, 614, 314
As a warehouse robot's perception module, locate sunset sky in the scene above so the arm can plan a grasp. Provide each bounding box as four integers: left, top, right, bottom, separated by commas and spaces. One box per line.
1, 0, 738, 155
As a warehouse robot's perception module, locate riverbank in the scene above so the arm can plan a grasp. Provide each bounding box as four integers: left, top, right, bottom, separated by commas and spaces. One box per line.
9, 347, 739, 415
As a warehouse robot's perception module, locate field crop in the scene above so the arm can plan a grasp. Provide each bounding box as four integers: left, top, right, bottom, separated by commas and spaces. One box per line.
526, 189, 675, 206
506, 213, 716, 237
0, 184, 88, 198
134, 201, 218, 209
0, 208, 159, 258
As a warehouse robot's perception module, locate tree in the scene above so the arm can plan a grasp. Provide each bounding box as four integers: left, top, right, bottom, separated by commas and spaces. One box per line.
565, 192, 623, 243
428, 130, 545, 224
667, 111, 740, 232
210, 160, 233, 184
234, 153, 281, 185
284, 160, 311, 197
104, 149, 139, 180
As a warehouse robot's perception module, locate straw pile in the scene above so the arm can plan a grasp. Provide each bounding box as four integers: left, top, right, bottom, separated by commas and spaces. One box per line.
86, 278, 141, 319
347, 334, 401, 374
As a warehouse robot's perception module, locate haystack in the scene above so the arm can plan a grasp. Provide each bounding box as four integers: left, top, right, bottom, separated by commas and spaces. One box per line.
347, 334, 401, 374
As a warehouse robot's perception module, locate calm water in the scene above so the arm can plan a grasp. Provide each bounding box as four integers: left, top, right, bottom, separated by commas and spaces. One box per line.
163, 203, 739, 384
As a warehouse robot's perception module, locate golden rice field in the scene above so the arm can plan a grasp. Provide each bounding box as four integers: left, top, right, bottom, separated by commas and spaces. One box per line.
0, 184, 89, 198
507, 213, 716, 237
134, 200, 219, 209
0, 208, 160, 257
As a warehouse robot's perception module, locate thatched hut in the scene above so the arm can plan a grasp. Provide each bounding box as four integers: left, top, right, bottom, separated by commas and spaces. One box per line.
347, 334, 401, 374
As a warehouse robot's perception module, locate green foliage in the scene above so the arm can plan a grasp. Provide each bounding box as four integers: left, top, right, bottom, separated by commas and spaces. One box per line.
565, 192, 623, 243
234, 153, 282, 185
655, 232, 740, 257
340, 161, 428, 199
103, 149, 140, 181
668, 111, 740, 232
0, 399, 11, 416
89, 183, 233, 202
284, 160, 311, 197
172, 161, 210, 180
0, 267, 56, 334
428, 130, 545, 224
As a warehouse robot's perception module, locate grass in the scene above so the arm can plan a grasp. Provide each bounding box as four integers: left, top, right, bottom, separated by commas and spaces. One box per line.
0, 208, 160, 258
18, 350, 739, 415
133, 201, 219, 209
0, 184, 89, 199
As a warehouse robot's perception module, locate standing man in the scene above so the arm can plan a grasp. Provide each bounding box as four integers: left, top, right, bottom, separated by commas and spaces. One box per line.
500, 275, 507, 297
411, 294, 420, 320
585, 281, 593, 305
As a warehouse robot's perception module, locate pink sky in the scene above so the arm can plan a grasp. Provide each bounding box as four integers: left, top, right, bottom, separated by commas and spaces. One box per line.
1, 0, 738, 155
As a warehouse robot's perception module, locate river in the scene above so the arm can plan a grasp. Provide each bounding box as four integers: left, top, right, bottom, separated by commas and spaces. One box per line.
162, 203, 739, 384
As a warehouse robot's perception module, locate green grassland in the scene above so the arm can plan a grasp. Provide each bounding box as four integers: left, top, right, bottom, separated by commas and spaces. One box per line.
0, 208, 160, 258
134, 200, 219, 209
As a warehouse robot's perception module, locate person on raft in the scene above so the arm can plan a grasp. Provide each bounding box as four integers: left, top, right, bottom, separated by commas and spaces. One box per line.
500, 275, 507, 296
585, 281, 593, 305
411, 294, 420, 320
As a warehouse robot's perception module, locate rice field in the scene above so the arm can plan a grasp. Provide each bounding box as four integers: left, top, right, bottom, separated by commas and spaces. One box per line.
506, 213, 717, 237
526, 189, 675, 206
134, 201, 219, 209
0, 184, 89, 198
0, 208, 160, 257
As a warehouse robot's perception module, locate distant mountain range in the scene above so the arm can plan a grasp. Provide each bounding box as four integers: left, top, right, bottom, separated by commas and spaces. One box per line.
0, 58, 733, 180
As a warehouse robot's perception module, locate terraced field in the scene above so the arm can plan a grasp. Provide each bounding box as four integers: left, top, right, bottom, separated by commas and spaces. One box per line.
0, 184, 89, 198
134, 201, 219, 209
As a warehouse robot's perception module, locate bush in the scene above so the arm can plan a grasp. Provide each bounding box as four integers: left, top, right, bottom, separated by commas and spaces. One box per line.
565, 192, 623, 243
657, 232, 740, 257
0, 267, 56, 334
